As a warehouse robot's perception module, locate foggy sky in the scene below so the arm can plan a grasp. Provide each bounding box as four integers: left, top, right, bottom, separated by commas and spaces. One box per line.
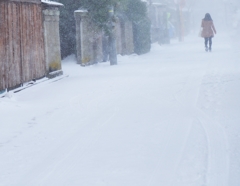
190, 0, 227, 31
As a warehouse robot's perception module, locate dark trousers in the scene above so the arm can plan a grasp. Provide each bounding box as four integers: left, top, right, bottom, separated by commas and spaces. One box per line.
204, 37, 212, 49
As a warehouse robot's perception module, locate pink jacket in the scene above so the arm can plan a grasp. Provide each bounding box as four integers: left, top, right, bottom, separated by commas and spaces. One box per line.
201, 20, 216, 38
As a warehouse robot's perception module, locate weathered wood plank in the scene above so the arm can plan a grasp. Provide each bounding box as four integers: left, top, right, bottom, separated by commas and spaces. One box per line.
12, 2, 21, 86
7, 2, 13, 88
0, 3, 6, 90
0, 1, 46, 90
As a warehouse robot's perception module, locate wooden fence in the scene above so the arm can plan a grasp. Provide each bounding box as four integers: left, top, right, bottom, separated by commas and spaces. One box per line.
0, 0, 45, 90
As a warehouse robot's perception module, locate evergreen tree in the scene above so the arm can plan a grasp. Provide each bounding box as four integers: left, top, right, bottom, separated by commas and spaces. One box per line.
80, 0, 125, 34
57, 0, 82, 58
125, 0, 151, 54
57, 0, 151, 58
57, 0, 121, 58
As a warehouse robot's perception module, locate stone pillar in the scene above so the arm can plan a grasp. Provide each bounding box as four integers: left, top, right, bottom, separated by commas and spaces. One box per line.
120, 20, 134, 55
74, 10, 102, 66
74, 10, 87, 65
125, 21, 134, 55
43, 7, 62, 76
115, 19, 122, 55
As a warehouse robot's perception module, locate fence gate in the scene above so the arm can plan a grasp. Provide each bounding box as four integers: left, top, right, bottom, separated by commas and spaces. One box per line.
0, 1, 46, 91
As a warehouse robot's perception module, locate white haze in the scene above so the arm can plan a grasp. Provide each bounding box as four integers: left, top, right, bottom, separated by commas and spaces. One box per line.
1, 1, 240, 186
190, 0, 236, 32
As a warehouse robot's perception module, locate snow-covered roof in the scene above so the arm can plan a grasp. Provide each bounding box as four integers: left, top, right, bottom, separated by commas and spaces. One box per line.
74, 10, 88, 13
41, 0, 63, 6
6, 0, 41, 3
168, 6, 189, 12
152, 3, 166, 7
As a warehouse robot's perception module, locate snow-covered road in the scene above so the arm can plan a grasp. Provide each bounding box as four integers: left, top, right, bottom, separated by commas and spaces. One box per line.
0, 33, 240, 186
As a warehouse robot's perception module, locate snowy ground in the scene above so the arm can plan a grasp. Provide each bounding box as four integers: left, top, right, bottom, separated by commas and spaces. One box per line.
0, 33, 240, 186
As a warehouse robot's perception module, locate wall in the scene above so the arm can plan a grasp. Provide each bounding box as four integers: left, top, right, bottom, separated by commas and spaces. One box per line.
75, 11, 134, 65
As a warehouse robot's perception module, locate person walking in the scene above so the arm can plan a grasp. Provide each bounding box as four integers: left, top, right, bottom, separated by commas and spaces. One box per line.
201, 13, 217, 52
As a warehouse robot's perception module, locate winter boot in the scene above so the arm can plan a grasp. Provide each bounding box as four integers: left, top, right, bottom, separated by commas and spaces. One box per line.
209, 45, 212, 52
205, 46, 208, 52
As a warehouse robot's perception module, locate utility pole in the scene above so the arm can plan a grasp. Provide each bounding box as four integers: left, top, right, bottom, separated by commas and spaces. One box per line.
223, 0, 227, 27
175, 0, 185, 42
108, 5, 117, 65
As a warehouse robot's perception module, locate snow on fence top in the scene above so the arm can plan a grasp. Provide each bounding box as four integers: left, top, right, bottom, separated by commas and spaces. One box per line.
74, 9, 88, 13
4, 0, 63, 6
6, 0, 41, 3
41, 0, 63, 6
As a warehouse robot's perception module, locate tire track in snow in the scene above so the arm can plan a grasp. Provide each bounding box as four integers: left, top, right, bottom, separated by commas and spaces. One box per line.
174, 68, 229, 186
170, 69, 207, 186
146, 114, 193, 186
195, 109, 229, 186
141, 53, 203, 185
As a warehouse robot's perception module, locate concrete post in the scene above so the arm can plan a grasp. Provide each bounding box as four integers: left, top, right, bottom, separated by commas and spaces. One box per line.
115, 18, 122, 55
121, 20, 134, 55
108, 6, 117, 65
42, 6, 63, 77
75, 10, 89, 65
75, 10, 102, 66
